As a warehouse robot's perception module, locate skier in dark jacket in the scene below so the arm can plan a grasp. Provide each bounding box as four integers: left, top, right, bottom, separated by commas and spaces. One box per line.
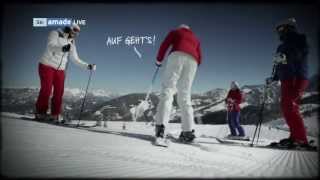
267, 18, 310, 148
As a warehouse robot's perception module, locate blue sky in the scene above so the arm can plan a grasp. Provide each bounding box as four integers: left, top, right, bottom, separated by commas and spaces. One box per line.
2, 3, 318, 94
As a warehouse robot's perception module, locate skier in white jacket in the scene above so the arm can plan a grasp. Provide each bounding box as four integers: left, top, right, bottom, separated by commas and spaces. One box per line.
35, 23, 96, 122
154, 24, 202, 143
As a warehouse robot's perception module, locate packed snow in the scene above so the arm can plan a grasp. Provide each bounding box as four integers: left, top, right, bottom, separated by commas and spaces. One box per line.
1, 113, 318, 178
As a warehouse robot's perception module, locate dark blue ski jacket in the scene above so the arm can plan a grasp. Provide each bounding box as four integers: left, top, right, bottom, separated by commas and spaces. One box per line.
272, 32, 309, 81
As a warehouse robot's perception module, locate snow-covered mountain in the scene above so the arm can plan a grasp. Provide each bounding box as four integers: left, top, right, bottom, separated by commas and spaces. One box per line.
203, 88, 228, 102
64, 88, 119, 98
1, 87, 119, 119
1, 74, 318, 125
241, 83, 281, 106
91, 93, 159, 122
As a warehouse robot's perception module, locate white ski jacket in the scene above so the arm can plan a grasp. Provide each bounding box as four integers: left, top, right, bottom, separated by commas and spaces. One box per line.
39, 29, 88, 70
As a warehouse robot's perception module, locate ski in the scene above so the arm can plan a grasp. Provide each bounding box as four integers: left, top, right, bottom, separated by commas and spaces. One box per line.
166, 133, 203, 148
215, 137, 318, 152
215, 137, 258, 145
200, 134, 269, 144
216, 137, 256, 145
224, 136, 250, 141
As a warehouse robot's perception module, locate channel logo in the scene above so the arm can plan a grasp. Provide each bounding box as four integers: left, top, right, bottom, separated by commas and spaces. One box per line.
33, 18, 47, 27
33, 18, 86, 27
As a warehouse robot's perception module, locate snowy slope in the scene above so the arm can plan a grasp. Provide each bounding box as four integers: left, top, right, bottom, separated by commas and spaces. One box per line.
1, 113, 318, 178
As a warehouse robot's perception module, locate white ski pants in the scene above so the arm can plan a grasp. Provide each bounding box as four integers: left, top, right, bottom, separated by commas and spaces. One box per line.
155, 51, 198, 131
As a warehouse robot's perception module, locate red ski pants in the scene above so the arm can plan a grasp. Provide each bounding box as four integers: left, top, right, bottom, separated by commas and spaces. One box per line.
280, 79, 309, 144
36, 63, 65, 116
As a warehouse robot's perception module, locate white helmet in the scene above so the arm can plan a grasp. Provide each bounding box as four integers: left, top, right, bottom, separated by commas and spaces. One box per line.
178, 24, 190, 29
275, 17, 297, 32
230, 81, 240, 90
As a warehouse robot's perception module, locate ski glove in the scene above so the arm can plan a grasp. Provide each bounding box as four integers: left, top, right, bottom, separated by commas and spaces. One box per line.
227, 98, 234, 103
155, 61, 162, 67
87, 64, 96, 71
62, 44, 71, 52
273, 53, 287, 65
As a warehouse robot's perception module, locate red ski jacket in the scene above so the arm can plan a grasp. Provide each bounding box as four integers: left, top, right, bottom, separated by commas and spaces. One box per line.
226, 89, 243, 112
156, 28, 202, 65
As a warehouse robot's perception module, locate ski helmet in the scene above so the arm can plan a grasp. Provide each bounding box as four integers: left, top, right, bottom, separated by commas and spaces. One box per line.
231, 81, 240, 90
275, 18, 297, 33
63, 23, 80, 38
178, 24, 190, 29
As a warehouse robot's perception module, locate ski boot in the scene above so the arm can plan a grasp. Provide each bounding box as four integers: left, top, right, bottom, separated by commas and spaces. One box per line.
48, 115, 63, 124
269, 137, 294, 148
279, 138, 293, 145
236, 135, 250, 141
35, 113, 47, 121
154, 124, 168, 147
226, 134, 239, 140
179, 129, 196, 143
270, 137, 317, 150
155, 124, 165, 138
280, 138, 296, 148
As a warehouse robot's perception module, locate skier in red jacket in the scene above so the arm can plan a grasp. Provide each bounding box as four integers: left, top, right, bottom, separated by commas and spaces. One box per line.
225, 81, 246, 139
154, 24, 202, 143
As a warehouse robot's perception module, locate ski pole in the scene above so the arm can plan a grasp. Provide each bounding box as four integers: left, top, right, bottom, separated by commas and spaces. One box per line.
62, 55, 70, 123
151, 66, 160, 86
77, 69, 93, 127
251, 63, 277, 146
250, 89, 264, 146
256, 85, 268, 144
224, 106, 229, 136
224, 99, 229, 135
143, 66, 160, 124
145, 66, 160, 102
257, 62, 278, 143
251, 81, 270, 146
